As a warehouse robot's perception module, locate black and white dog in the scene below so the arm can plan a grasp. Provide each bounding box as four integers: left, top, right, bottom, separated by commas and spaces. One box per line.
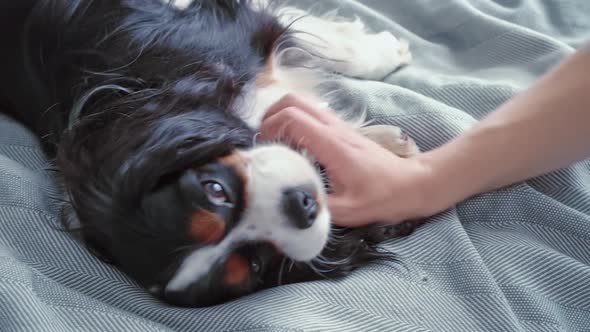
0, 0, 420, 307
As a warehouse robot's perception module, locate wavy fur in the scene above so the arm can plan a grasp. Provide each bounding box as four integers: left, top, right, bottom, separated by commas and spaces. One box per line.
0, 0, 420, 307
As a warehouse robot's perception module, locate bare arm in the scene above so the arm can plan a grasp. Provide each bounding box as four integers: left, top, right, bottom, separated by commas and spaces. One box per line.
420, 47, 590, 214
260, 47, 590, 226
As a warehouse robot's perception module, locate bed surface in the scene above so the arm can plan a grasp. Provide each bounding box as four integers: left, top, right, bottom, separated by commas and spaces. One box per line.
1, 0, 590, 331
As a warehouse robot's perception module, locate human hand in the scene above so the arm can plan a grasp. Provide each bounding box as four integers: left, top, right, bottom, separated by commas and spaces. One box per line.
259, 95, 439, 227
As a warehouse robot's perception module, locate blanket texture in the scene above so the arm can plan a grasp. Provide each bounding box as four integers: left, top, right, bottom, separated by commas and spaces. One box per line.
1, 0, 590, 331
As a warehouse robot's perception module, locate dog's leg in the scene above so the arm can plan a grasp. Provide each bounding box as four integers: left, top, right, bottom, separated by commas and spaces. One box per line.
277, 8, 412, 80
358, 125, 420, 157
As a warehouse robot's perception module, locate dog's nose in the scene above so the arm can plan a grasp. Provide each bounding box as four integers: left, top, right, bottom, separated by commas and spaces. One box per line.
282, 189, 319, 229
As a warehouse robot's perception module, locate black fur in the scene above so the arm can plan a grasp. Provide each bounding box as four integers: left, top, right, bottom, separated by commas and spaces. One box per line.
0, 0, 420, 307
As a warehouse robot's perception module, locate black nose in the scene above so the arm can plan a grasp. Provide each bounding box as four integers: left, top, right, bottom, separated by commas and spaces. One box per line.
282, 189, 319, 229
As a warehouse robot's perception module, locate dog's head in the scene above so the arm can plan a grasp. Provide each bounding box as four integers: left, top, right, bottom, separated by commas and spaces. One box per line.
25, 0, 395, 308
10, 0, 331, 307
57, 93, 330, 306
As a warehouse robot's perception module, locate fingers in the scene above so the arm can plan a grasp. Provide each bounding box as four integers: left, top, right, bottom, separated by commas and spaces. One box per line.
259, 94, 422, 228
259, 107, 349, 158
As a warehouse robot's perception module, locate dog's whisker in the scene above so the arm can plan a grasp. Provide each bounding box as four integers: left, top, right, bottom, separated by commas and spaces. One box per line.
9, 0, 416, 308
277, 256, 288, 286
305, 261, 333, 277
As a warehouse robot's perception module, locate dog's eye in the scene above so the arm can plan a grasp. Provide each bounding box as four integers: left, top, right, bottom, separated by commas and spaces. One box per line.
250, 257, 262, 274
202, 181, 231, 205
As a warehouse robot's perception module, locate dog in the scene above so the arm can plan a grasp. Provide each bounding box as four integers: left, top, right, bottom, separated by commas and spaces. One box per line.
0, 0, 421, 307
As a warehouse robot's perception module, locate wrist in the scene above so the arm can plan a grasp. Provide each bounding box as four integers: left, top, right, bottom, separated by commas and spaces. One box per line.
412, 150, 464, 217
378, 154, 453, 224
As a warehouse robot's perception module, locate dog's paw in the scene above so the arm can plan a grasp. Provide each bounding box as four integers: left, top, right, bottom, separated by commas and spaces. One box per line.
346, 31, 412, 80
289, 14, 411, 80
359, 125, 419, 158
321, 19, 412, 80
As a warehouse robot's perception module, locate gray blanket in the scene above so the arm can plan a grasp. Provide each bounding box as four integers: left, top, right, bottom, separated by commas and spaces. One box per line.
1, 0, 590, 331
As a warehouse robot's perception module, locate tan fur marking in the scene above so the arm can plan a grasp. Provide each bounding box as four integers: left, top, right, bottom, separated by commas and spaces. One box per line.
223, 253, 250, 286
190, 210, 226, 244
253, 19, 285, 88
256, 49, 278, 87
219, 153, 249, 178
219, 152, 250, 208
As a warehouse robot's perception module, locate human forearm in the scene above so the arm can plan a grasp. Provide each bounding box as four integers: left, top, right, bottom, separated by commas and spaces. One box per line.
419, 47, 590, 210
259, 47, 590, 226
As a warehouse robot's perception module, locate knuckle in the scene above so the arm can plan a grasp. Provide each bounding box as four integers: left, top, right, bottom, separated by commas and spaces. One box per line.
273, 95, 298, 111
279, 93, 301, 105
281, 107, 301, 119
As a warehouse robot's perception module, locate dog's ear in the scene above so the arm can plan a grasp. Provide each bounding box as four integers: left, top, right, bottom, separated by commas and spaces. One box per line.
13, 0, 131, 153
83, 231, 118, 265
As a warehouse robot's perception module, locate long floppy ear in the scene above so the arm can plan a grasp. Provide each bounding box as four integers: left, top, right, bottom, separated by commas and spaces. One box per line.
22, 0, 128, 89
10, 0, 131, 154
0, 0, 70, 148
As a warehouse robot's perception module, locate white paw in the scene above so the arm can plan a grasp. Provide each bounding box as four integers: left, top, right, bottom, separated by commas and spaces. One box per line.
346, 31, 412, 80
276, 10, 412, 80
308, 16, 412, 80
344, 30, 412, 80
359, 125, 419, 157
